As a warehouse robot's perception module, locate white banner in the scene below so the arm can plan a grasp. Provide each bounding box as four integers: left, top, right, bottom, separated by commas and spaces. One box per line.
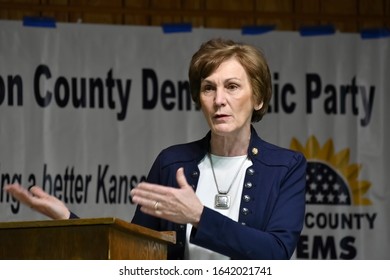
0, 20, 389, 259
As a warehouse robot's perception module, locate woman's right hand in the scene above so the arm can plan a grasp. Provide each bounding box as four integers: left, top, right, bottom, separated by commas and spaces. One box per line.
4, 184, 70, 220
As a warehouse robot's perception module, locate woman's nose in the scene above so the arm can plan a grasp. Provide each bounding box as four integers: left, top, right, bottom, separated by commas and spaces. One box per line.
214, 87, 226, 106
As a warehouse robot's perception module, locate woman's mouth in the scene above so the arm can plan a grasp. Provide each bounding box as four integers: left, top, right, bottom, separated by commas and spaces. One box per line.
214, 114, 230, 121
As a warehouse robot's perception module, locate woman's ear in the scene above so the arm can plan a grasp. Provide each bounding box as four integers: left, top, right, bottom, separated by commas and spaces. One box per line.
254, 101, 263, 111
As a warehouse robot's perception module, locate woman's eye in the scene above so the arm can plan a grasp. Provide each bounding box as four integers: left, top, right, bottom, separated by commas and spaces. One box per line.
202, 85, 214, 93
227, 84, 239, 91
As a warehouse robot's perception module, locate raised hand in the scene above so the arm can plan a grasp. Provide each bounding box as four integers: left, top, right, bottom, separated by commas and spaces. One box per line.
130, 168, 204, 227
4, 184, 70, 220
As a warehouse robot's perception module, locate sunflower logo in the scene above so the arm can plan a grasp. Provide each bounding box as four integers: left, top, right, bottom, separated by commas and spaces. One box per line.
290, 136, 372, 206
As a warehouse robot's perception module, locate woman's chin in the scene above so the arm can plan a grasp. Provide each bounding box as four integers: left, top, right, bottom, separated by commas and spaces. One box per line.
211, 124, 236, 136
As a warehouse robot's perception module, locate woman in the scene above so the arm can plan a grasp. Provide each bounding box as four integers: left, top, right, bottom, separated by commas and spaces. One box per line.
5, 38, 306, 260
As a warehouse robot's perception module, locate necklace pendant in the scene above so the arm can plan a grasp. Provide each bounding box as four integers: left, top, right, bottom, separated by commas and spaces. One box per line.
215, 194, 231, 209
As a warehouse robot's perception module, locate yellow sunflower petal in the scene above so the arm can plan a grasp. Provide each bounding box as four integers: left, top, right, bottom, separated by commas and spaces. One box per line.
341, 163, 362, 181
290, 137, 306, 154
330, 148, 350, 169
317, 139, 334, 161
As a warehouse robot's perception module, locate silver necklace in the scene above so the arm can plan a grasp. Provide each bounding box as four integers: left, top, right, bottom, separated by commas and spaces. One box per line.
208, 153, 248, 209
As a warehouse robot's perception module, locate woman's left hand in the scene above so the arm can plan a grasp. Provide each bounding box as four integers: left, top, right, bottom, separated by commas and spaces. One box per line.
130, 167, 203, 227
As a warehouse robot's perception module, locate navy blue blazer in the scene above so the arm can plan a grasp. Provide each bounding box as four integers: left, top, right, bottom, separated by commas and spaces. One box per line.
131, 126, 306, 260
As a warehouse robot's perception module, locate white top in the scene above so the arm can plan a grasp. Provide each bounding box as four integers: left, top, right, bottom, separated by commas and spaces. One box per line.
185, 154, 252, 260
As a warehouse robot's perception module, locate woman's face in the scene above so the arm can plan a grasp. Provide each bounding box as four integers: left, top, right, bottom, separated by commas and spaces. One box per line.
199, 58, 262, 137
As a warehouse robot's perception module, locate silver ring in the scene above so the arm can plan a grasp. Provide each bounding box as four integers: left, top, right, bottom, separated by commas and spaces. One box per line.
154, 201, 159, 210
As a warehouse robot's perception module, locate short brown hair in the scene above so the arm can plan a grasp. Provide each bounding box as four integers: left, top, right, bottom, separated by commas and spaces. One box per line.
188, 38, 272, 122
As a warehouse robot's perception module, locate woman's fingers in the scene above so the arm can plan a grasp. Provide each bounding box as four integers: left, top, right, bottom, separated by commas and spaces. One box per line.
4, 184, 34, 206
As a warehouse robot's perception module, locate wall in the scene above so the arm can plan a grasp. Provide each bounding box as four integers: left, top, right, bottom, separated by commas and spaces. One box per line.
0, 0, 389, 32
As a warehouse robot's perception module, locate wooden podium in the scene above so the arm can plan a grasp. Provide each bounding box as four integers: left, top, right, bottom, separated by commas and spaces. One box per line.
0, 217, 176, 260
